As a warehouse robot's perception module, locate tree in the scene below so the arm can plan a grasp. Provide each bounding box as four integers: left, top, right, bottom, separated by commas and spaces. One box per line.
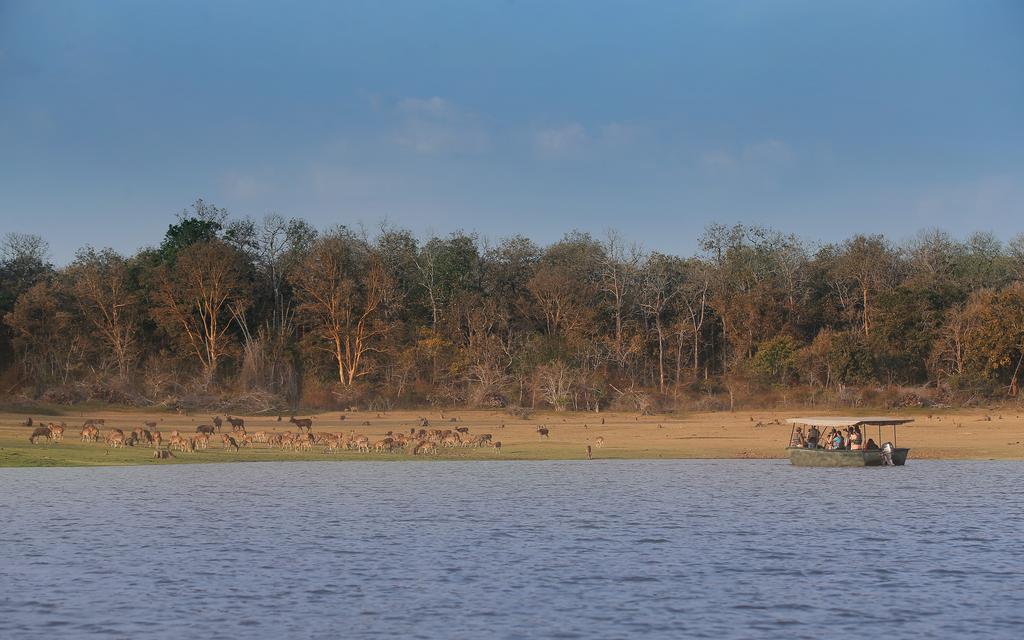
830, 234, 901, 336
5, 280, 82, 385
159, 199, 228, 260
291, 231, 395, 386
65, 248, 140, 381
151, 240, 248, 386
0, 233, 53, 374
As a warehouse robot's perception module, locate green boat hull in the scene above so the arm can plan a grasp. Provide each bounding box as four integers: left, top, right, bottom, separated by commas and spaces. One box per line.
788, 447, 909, 467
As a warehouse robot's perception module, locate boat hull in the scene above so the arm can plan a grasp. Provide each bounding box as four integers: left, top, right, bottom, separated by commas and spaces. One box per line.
788, 447, 909, 467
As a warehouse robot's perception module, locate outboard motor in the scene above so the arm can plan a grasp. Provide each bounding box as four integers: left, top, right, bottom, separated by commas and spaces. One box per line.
881, 441, 895, 466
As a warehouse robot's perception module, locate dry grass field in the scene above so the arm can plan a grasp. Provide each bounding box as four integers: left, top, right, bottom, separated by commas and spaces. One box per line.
3, 406, 1024, 467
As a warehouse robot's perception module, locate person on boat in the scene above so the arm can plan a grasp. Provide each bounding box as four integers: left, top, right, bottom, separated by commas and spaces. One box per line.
865, 438, 879, 450
849, 427, 863, 451
806, 425, 820, 449
790, 427, 806, 448
832, 430, 844, 450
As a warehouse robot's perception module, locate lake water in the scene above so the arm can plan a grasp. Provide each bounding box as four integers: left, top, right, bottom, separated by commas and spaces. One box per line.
1, 460, 1022, 639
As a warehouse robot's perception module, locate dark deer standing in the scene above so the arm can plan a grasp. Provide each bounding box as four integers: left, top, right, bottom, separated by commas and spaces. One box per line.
290, 416, 313, 433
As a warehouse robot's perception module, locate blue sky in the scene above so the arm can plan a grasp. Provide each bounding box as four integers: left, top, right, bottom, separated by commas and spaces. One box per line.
1, 0, 1022, 263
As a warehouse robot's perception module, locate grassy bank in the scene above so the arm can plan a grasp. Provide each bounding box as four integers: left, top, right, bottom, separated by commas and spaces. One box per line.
3, 407, 1024, 467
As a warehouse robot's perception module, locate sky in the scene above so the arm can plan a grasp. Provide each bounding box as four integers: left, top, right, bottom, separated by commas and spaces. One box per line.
1, 0, 1022, 264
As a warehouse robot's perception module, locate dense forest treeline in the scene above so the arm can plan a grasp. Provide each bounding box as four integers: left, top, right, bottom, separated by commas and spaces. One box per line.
3, 199, 1024, 412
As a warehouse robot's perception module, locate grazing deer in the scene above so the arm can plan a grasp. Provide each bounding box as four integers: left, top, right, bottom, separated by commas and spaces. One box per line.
29, 426, 52, 444
106, 429, 126, 448
493, 441, 502, 454
196, 425, 215, 436
80, 425, 100, 442
193, 433, 210, 450
352, 435, 370, 453
221, 434, 239, 452
414, 441, 437, 455
47, 423, 65, 442
536, 427, 550, 439
594, 436, 605, 448
151, 431, 163, 449
289, 416, 313, 433
144, 421, 157, 429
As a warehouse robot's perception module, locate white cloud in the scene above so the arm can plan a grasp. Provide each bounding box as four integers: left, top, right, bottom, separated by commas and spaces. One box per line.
396, 96, 454, 118
391, 96, 489, 154
599, 122, 645, 146
699, 149, 737, 171
912, 175, 1024, 224
741, 139, 795, 168
534, 122, 588, 154
221, 171, 271, 199
699, 139, 795, 180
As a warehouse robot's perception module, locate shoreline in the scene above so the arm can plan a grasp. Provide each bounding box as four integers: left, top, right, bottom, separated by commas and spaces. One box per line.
4, 408, 1024, 467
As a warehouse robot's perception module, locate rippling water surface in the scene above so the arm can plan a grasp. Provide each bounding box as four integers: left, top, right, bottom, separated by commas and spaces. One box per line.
1, 460, 1023, 639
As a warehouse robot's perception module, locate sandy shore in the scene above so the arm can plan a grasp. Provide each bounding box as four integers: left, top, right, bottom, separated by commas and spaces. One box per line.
3, 407, 1024, 466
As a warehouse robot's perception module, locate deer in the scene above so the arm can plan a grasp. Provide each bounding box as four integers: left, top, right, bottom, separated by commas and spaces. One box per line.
226, 415, 245, 430
29, 426, 52, 444
289, 416, 313, 433
536, 426, 550, 439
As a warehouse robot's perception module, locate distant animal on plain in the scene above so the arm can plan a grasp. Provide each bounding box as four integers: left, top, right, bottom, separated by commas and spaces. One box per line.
537, 427, 550, 439
29, 426, 51, 444
47, 423, 65, 442
455, 427, 469, 434
212, 416, 223, 431
222, 434, 239, 452
594, 436, 605, 448
493, 441, 502, 454
144, 421, 157, 429
106, 429, 126, 448
586, 445, 592, 460
226, 415, 245, 430
196, 424, 215, 436
80, 425, 100, 442
153, 450, 175, 460
290, 416, 313, 433
22, 417, 33, 427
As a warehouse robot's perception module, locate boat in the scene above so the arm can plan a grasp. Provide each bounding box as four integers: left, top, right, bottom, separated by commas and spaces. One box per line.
785, 416, 913, 467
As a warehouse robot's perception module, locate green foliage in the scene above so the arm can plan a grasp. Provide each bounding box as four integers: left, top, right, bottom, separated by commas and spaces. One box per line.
751, 335, 800, 385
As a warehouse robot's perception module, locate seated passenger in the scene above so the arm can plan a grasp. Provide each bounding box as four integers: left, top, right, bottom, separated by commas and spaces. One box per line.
865, 438, 879, 450
832, 430, 844, 450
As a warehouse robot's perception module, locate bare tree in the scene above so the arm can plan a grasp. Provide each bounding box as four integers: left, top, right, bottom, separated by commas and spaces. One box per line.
291, 232, 395, 386
152, 240, 248, 386
66, 248, 139, 381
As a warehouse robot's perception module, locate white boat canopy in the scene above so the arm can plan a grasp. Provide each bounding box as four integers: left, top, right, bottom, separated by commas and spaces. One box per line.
786, 417, 914, 428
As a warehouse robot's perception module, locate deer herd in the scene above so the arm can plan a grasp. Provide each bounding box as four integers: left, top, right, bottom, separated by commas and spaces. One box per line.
21, 414, 613, 459
24, 415, 508, 458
